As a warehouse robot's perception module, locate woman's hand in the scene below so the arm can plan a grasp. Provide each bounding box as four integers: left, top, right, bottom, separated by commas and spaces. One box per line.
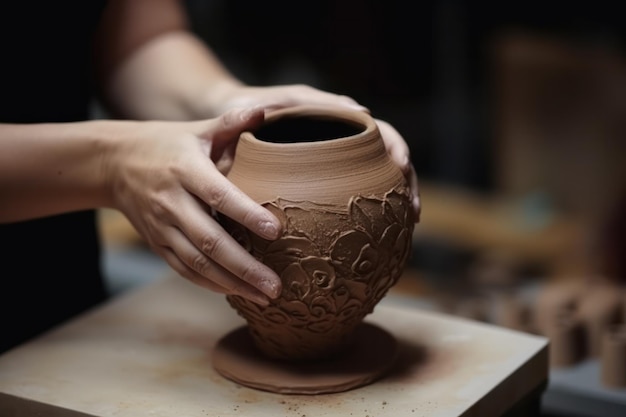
107, 106, 282, 305
204, 83, 421, 221
375, 118, 421, 222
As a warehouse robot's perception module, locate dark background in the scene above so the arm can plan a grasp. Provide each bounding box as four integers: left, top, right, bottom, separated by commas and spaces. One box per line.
184, 0, 625, 192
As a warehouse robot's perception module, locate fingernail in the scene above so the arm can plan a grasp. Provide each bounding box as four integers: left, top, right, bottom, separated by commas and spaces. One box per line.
258, 277, 281, 299
239, 107, 254, 122
258, 220, 280, 240
239, 105, 264, 122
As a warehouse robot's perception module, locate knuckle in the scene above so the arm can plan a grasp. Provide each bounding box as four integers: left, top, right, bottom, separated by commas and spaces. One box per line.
151, 199, 168, 219
199, 233, 226, 259
238, 262, 262, 286
205, 184, 231, 212
190, 252, 215, 277
150, 193, 177, 222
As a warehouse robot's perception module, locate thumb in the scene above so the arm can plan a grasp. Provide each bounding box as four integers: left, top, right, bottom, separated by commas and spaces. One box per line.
198, 106, 266, 161
203, 106, 265, 140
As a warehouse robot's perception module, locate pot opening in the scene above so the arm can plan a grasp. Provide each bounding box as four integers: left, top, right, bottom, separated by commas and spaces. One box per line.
254, 115, 364, 143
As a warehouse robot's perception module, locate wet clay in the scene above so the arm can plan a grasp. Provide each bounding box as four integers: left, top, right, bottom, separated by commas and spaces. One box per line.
212, 323, 398, 394
215, 106, 414, 393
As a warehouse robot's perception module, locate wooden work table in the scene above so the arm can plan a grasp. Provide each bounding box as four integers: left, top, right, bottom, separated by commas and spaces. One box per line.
0, 272, 547, 416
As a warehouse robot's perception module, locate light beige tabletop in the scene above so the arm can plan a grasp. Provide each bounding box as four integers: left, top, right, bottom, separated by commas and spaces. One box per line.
0, 274, 548, 417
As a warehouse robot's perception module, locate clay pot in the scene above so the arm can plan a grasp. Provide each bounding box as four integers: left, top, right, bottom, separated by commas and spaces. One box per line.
600, 323, 626, 387
494, 292, 535, 333
545, 307, 586, 368
219, 105, 415, 361
577, 281, 624, 357
534, 279, 583, 336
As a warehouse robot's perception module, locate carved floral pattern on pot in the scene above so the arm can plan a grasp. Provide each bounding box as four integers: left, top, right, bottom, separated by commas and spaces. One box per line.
222, 187, 413, 360
217, 105, 415, 362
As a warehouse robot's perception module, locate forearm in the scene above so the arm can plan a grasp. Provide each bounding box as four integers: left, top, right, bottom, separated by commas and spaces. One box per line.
0, 121, 117, 222
102, 31, 241, 121
97, 0, 241, 121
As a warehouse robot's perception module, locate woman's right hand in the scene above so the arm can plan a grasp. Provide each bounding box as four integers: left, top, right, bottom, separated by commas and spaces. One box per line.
106, 106, 282, 305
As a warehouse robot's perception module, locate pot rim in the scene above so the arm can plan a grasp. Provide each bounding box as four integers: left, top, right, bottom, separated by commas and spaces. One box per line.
240, 105, 377, 148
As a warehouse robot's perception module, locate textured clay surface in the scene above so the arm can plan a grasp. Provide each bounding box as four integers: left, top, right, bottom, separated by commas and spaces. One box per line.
216, 106, 414, 393
212, 322, 398, 395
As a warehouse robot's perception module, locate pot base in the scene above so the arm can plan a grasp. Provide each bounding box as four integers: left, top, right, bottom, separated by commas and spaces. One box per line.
212, 322, 398, 395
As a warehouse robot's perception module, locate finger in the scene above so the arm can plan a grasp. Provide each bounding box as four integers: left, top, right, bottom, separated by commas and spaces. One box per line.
175, 192, 282, 298
407, 165, 421, 223
297, 91, 369, 112
374, 118, 420, 220
189, 105, 265, 157
188, 110, 283, 241
206, 105, 265, 146
155, 227, 275, 305
160, 247, 229, 295
375, 119, 411, 175
256, 86, 369, 112
191, 164, 282, 240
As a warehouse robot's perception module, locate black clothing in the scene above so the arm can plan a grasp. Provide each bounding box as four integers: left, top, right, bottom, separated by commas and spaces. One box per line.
0, 1, 109, 353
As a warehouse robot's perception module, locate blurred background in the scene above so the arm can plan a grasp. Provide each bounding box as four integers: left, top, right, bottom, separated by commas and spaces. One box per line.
179, 0, 626, 283
98, 1, 626, 416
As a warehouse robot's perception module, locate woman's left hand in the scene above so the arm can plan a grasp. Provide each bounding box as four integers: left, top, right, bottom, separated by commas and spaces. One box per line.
205, 82, 421, 221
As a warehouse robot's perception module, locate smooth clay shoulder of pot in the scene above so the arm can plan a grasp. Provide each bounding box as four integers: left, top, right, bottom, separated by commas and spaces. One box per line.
228, 106, 406, 206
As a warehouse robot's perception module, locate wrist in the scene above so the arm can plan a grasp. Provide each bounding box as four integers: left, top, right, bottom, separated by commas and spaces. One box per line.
87, 119, 142, 210
192, 78, 244, 119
